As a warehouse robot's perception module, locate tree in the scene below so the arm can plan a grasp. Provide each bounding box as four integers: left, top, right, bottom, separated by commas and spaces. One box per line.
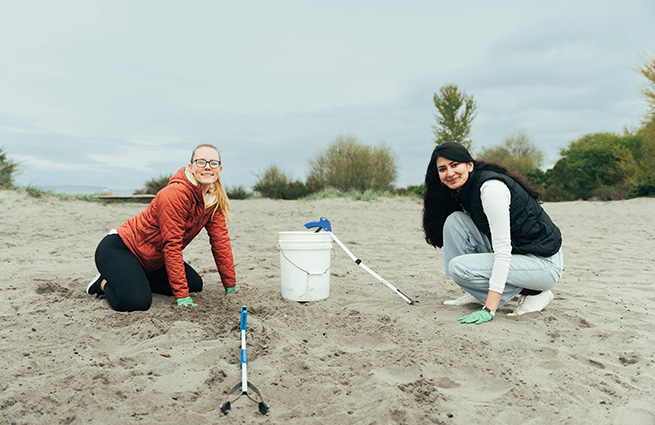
636, 121, 655, 182
0, 147, 18, 188
478, 130, 544, 177
432, 84, 477, 150
308, 135, 397, 192
638, 53, 655, 123
541, 132, 640, 201
635, 53, 655, 185
536, 53, 655, 201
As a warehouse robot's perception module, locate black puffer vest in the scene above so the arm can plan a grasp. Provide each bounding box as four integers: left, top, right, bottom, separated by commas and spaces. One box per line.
455, 170, 562, 257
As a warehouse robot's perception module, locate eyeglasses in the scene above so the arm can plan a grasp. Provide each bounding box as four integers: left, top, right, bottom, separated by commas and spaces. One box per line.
192, 159, 221, 169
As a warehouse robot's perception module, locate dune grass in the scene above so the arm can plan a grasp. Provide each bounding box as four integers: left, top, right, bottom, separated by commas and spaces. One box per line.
4, 185, 423, 203
302, 188, 398, 201
6, 186, 115, 202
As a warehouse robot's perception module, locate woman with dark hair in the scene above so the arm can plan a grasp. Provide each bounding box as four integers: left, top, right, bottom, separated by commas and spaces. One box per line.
423, 142, 563, 324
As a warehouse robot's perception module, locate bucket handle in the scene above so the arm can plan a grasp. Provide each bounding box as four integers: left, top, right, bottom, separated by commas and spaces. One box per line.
278, 245, 332, 276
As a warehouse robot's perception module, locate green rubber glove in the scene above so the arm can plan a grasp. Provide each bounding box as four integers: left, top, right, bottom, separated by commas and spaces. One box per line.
457, 309, 493, 324
176, 296, 198, 307
225, 286, 239, 295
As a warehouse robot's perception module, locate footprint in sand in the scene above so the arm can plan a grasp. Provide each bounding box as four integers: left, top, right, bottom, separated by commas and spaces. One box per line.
341, 332, 395, 352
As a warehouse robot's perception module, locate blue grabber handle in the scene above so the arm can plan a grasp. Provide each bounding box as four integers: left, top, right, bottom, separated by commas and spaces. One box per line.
304, 217, 332, 232
240, 305, 248, 333
240, 306, 247, 366
240, 306, 248, 392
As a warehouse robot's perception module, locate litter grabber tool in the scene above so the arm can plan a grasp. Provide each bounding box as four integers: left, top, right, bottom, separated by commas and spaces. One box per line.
304, 217, 416, 305
220, 306, 269, 415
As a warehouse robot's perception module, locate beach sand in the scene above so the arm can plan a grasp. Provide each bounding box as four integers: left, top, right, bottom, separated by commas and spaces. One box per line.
1, 190, 654, 425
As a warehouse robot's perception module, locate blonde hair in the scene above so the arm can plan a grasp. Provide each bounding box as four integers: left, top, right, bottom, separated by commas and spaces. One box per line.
191, 144, 231, 221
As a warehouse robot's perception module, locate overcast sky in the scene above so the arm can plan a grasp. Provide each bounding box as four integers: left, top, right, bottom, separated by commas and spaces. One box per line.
1, 0, 654, 193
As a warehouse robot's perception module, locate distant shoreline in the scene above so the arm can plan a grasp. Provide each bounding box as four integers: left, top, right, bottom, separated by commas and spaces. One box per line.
34, 185, 137, 196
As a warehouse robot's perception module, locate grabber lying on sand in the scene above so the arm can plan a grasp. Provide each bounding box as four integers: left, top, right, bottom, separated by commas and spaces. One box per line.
220, 306, 269, 415
304, 217, 416, 305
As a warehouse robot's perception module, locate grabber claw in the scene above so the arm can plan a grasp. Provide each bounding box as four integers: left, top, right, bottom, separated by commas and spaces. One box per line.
220, 381, 269, 415
220, 306, 269, 415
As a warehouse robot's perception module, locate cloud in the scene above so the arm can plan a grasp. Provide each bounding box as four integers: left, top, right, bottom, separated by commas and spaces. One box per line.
2, 0, 654, 191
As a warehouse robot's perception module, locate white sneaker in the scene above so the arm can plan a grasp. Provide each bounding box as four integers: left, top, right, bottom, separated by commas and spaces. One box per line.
443, 293, 479, 306
507, 290, 554, 316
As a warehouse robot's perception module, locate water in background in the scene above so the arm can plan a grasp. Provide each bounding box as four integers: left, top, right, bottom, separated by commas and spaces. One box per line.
37, 185, 137, 196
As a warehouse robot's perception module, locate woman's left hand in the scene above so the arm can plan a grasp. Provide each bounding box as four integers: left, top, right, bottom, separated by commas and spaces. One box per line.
457, 309, 493, 324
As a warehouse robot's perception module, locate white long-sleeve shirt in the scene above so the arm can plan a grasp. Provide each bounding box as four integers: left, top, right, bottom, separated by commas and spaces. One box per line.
480, 179, 512, 294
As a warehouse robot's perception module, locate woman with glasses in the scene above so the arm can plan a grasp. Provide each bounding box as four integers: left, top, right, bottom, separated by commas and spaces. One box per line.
86, 144, 238, 311
423, 142, 563, 324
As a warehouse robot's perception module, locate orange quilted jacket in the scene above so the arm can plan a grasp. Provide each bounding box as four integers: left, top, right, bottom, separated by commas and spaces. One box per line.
117, 167, 236, 298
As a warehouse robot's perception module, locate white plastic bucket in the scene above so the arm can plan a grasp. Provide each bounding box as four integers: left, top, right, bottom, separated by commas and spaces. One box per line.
278, 231, 332, 302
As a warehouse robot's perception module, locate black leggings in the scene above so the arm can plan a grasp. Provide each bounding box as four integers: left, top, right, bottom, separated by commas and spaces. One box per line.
94, 234, 203, 312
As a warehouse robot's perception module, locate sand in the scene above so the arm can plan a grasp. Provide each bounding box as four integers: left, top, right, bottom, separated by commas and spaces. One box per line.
1, 189, 654, 425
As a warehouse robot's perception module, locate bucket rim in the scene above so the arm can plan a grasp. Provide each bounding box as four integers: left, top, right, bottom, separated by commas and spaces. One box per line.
278, 230, 331, 234
279, 231, 332, 241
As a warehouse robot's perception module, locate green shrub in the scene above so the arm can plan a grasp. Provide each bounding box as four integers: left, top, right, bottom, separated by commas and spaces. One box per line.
308, 135, 397, 192
226, 185, 252, 200
134, 174, 172, 195
540, 183, 577, 202
304, 188, 395, 201
593, 184, 630, 201
25, 185, 48, 198
405, 184, 424, 196
627, 179, 655, 198
253, 165, 317, 199
526, 169, 548, 191
283, 181, 315, 199
22, 186, 104, 201
0, 147, 18, 189
253, 165, 286, 199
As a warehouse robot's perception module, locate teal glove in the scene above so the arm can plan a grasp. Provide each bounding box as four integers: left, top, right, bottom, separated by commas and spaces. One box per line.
176, 296, 198, 307
457, 309, 493, 324
225, 286, 239, 295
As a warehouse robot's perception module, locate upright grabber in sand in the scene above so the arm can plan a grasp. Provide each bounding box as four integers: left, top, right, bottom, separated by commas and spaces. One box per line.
304, 217, 416, 305
220, 306, 269, 415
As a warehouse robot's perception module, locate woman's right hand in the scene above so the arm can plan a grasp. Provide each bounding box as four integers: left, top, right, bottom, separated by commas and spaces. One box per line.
176, 296, 198, 307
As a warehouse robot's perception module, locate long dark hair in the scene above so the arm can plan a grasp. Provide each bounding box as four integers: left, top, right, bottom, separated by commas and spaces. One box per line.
422, 142, 540, 248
